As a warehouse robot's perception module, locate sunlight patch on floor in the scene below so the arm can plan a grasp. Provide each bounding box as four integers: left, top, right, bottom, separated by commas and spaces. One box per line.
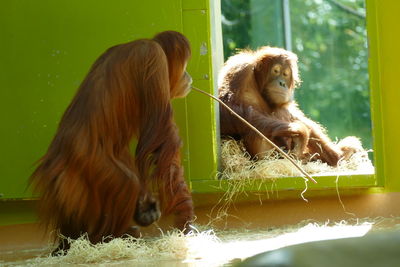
184, 222, 372, 266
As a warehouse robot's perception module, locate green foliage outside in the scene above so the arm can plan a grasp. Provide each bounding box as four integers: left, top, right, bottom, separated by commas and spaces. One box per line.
221, 0, 372, 151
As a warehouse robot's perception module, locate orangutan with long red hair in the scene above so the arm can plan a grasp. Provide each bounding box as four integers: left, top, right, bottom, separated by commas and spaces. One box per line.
30, 31, 194, 253
219, 46, 360, 166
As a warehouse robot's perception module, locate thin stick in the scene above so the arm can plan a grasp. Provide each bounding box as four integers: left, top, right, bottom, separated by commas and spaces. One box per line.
192, 86, 317, 184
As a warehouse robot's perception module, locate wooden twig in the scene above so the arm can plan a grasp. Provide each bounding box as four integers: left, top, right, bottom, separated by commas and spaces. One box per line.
192, 86, 317, 184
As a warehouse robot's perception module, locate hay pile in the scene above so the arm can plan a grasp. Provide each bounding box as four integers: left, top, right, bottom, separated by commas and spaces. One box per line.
220, 137, 374, 180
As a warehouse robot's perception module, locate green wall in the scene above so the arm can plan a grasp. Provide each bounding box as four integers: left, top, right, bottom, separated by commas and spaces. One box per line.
0, 0, 219, 200
2, 0, 400, 225
368, 0, 400, 192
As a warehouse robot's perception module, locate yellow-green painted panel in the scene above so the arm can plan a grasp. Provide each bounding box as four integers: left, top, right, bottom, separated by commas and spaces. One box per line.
185, 79, 219, 181
366, 0, 384, 187
3, 0, 399, 205
0, 0, 185, 199
183, 7, 219, 182
183, 0, 208, 10
183, 9, 212, 80
372, 0, 400, 192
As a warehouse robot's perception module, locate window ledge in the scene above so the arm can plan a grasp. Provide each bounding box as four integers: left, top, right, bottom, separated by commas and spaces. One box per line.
191, 171, 376, 194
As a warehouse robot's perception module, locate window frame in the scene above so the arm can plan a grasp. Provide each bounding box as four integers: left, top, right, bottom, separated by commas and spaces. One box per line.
187, 0, 382, 196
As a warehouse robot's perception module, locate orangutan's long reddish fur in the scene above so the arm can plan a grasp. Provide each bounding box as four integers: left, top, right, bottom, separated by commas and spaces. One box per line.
30, 31, 194, 251
219, 47, 360, 166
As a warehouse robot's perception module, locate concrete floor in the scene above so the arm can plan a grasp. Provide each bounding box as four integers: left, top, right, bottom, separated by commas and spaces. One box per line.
2, 192, 400, 266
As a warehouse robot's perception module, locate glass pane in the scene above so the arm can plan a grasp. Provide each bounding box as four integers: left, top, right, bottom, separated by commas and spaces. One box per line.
221, 0, 372, 157
291, 0, 372, 152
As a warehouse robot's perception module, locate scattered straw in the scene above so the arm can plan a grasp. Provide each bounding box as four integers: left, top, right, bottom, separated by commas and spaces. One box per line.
206, 137, 374, 219
219, 137, 374, 180
24, 229, 219, 266
9, 217, 400, 267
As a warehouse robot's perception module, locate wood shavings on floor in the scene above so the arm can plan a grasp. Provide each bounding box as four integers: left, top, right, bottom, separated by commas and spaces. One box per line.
219, 137, 374, 180
5, 217, 400, 267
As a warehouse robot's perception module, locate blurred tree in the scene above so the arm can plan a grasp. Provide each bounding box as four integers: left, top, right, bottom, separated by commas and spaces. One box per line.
221, 0, 372, 152
221, 0, 251, 56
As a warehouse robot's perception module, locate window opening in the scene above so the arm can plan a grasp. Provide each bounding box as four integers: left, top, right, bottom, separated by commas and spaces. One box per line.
219, 0, 373, 180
